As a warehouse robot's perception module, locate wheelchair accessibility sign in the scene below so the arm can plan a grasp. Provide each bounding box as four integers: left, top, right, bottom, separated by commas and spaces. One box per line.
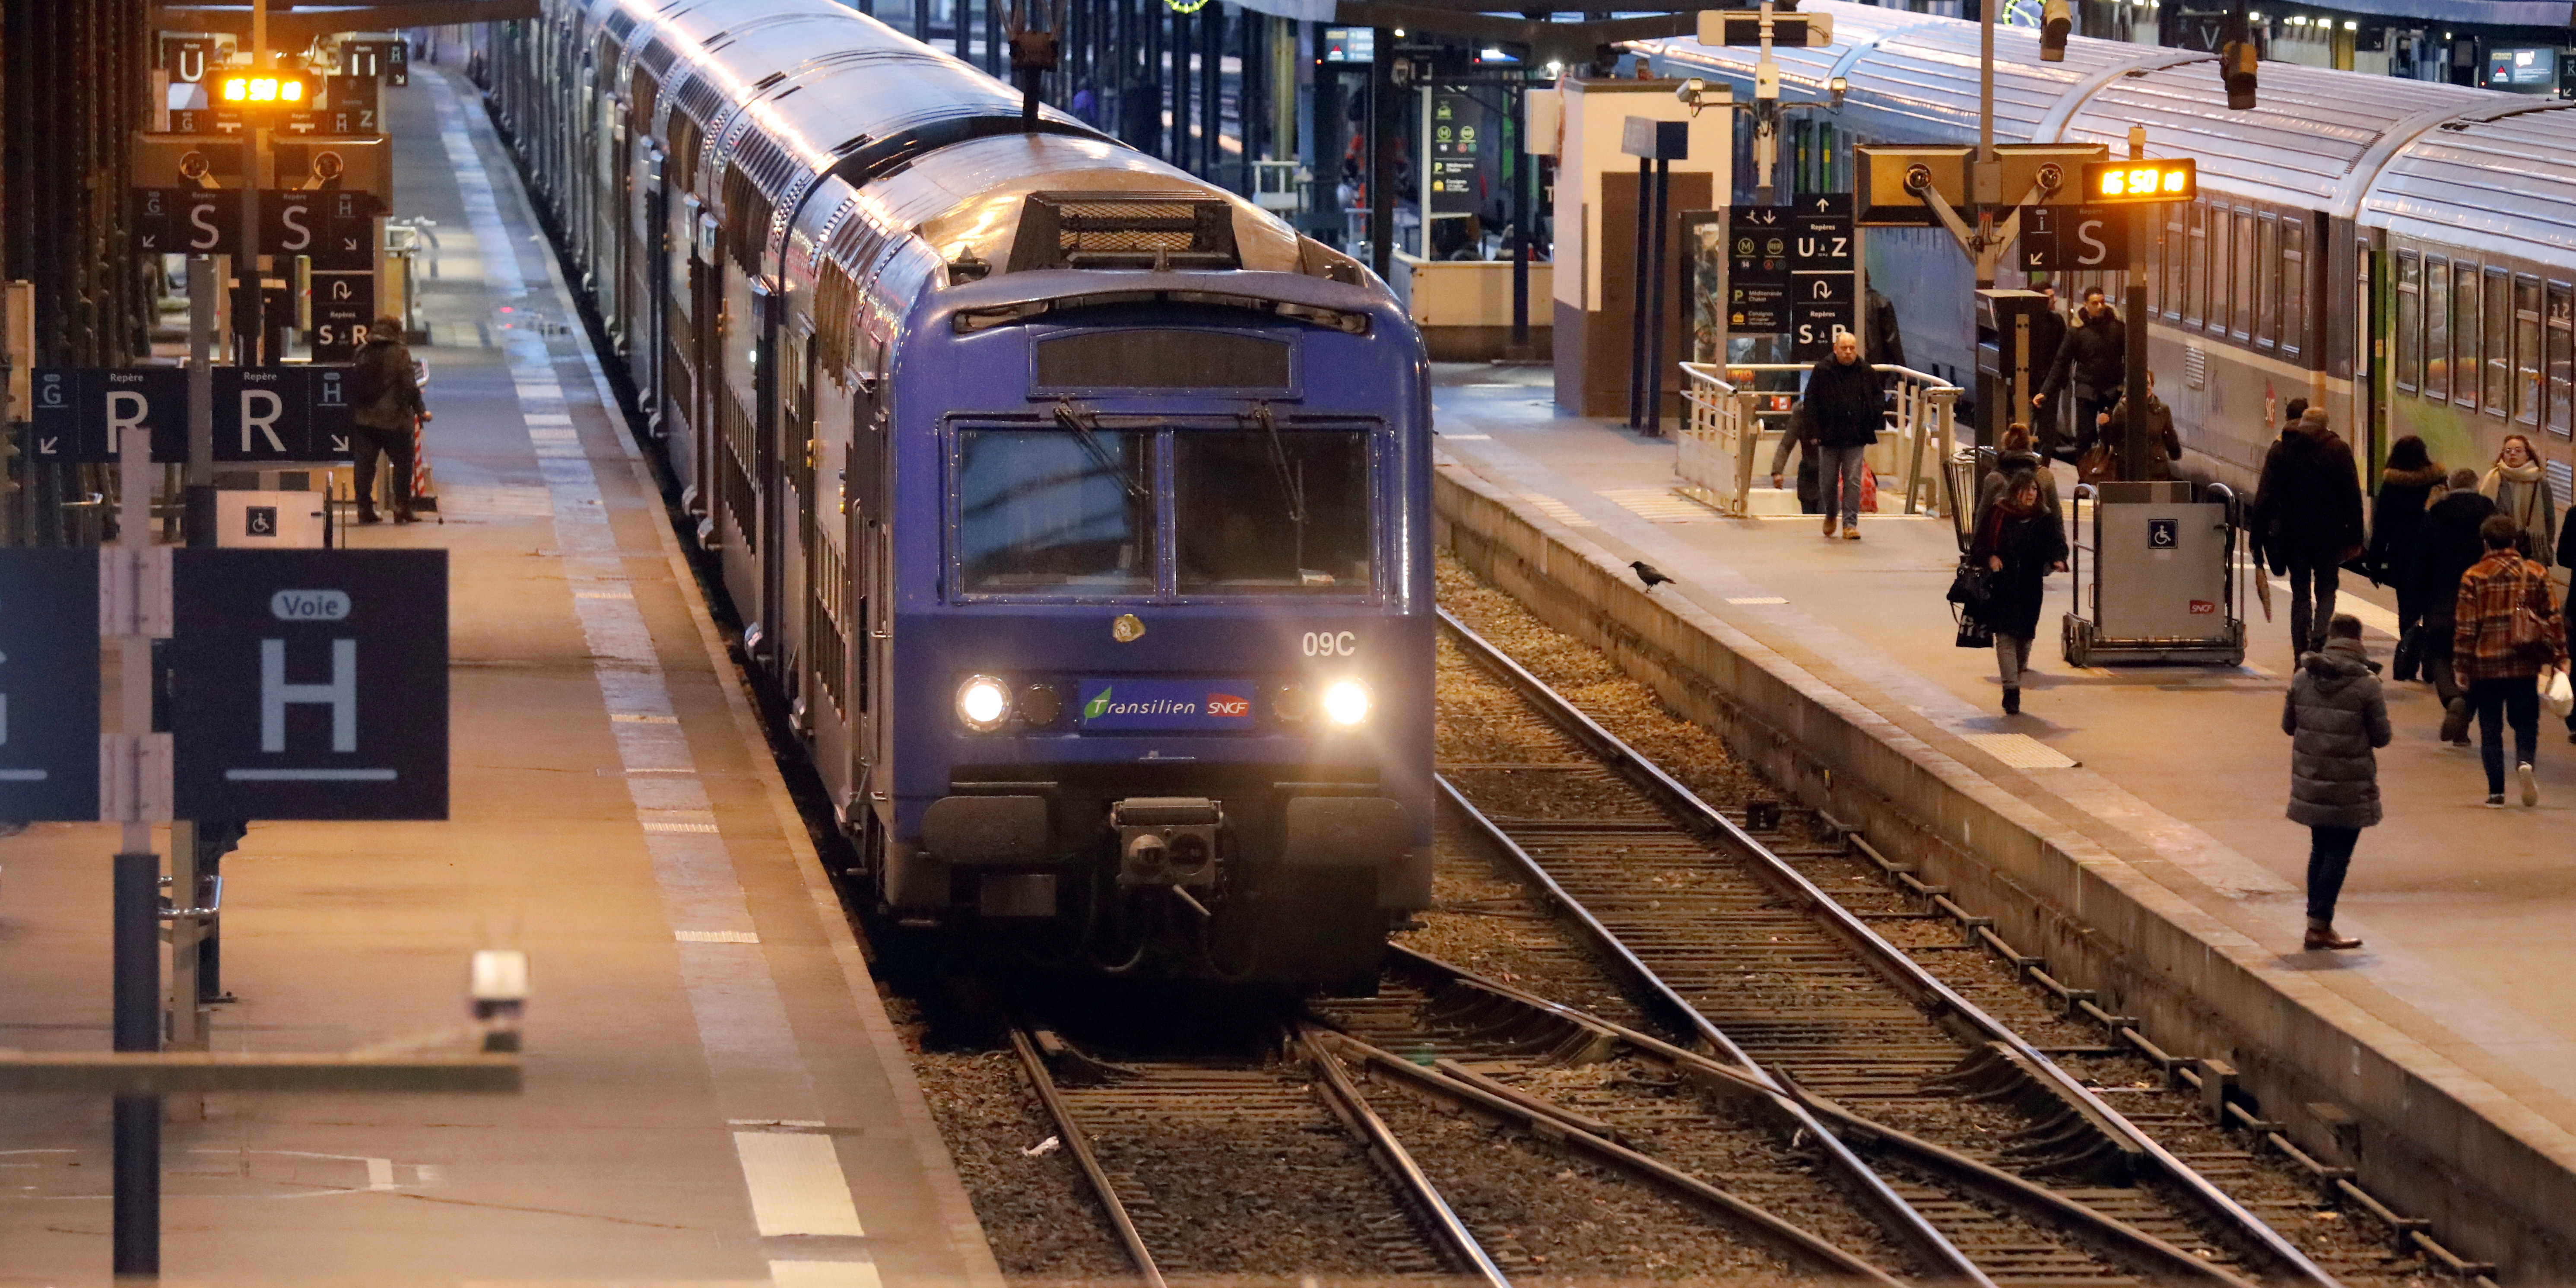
2147, 518, 2178, 550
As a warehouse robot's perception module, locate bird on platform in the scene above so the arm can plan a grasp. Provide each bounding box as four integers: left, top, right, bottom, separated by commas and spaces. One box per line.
1630, 560, 1674, 589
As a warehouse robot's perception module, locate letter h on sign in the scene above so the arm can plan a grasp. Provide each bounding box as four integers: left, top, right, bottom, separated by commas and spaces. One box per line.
261, 639, 357, 754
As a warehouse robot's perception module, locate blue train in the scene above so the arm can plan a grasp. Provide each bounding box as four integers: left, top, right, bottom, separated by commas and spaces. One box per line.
484, 0, 1434, 984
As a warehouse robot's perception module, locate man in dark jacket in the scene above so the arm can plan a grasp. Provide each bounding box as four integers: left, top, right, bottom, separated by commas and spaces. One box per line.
2023, 280, 2068, 458
1864, 286, 1906, 369
1801, 330, 1884, 540
2035, 286, 2122, 464
2281, 614, 2389, 951
347, 316, 428, 524
2251, 407, 2365, 664
2412, 470, 2498, 742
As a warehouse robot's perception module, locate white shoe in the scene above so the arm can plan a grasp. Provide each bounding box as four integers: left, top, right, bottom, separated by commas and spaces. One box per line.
2519, 763, 2540, 807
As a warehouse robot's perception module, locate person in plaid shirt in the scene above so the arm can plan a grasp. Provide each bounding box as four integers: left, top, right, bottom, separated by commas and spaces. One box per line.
2454, 514, 2573, 807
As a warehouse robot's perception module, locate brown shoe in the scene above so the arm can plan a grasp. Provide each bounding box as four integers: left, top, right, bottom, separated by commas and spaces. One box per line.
1842, 526, 1862, 540
355, 510, 383, 526
1822, 514, 1839, 538
2304, 920, 2362, 951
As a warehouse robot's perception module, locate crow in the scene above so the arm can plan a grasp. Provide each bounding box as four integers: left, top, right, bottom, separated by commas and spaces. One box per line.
1630, 560, 1674, 589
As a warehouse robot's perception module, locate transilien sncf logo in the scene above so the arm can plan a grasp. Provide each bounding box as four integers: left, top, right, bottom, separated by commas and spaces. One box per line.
1085, 687, 1114, 721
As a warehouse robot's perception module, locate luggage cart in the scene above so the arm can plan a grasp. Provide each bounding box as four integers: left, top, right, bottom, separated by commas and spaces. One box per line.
2061, 480, 2246, 668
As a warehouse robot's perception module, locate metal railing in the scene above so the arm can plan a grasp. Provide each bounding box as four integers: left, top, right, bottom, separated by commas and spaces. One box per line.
1677, 361, 1962, 518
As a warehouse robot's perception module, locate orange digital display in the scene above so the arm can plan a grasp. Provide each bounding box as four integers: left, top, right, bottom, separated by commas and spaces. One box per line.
2081, 158, 2196, 204
216, 74, 312, 108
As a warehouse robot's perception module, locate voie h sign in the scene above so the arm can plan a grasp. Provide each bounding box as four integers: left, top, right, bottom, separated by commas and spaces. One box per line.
171, 550, 447, 821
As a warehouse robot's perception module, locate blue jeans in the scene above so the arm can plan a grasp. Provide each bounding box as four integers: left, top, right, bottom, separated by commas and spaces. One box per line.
1818, 445, 1869, 526
2471, 677, 2540, 795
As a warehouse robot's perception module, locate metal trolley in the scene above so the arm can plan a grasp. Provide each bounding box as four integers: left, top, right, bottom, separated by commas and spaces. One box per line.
2061, 480, 2247, 668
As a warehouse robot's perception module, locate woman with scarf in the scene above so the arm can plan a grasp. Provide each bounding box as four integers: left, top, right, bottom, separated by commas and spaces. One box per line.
2481, 434, 2558, 569
1969, 475, 2069, 716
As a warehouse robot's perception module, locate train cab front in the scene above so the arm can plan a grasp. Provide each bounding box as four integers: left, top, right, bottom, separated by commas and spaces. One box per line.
881, 286, 1432, 987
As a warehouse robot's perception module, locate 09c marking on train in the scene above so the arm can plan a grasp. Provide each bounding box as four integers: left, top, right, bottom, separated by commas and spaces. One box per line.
1303, 631, 1358, 657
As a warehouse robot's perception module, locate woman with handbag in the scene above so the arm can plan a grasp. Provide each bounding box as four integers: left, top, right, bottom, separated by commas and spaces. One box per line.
1969, 476, 2069, 716
2453, 513, 2572, 806
2480, 434, 2558, 569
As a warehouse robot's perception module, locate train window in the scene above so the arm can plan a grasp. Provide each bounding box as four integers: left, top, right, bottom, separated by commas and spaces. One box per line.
2485, 267, 2512, 416
954, 428, 1157, 596
1034, 329, 1292, 391
2424, 256, 2450, 401
2255, 214, 2280, 351
2183, 202, 2207, 329
2279, 220, 2305, 357
814, 260, 860, 385
2547, 282, 2572, 436
2160, 205, 2184, 321
1173, 429, 1373, 595
2452, 261, 2481, 410
2516, 274, 2544, 428
2396, 251, 2421, 393
2230, 208, 2255, 343
2214, 208, 2237, 338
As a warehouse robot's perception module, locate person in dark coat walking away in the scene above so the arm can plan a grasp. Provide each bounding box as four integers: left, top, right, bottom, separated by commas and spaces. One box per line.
2454, 513, 2570, 807
1770, 400, 1822, 514
347, 316, 429, 524
2411, 469, 2497, 743
2023, 281, 2069, 458
2281, 614, 2389, 951
2481, 433, 2559, 569
1801, 330, 1885, 540
2252, 407, 2366, 662
2087, 370, 2183, 481
2035, 286, 2123, 464
1969, 475, 2069, 716
1973, 423, 2059, 529
2368, 436, 2448, 681
1864, 286, 1906, 369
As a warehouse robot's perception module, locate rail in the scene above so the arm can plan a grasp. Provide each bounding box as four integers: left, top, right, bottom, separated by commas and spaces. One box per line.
1437, 607, 2343, 1288
1007, 1024, 1167, 1288
1676, 361, 1961, 519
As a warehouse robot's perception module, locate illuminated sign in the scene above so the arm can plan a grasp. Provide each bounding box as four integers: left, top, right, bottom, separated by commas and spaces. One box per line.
215, 73, 314, 109
2081, 157, 2197, 204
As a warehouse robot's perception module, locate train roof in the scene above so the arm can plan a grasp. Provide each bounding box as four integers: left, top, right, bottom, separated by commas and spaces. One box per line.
1634, 2, 2576, 263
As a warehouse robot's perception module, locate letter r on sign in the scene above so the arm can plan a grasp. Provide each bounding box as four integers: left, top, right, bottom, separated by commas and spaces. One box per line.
261, 639, 357, 753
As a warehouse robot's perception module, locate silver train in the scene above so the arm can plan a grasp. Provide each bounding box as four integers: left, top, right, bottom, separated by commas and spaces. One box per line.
480, 0, 1440, 984
1639, 3, 2576, 501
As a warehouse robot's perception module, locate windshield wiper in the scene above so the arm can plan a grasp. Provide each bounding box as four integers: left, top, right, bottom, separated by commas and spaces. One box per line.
1250, 403, 1307, 526
1053, 398, 1150, 502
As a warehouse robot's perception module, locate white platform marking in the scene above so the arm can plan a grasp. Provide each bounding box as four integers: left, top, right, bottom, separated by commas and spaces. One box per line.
733, 1132, 866, 1237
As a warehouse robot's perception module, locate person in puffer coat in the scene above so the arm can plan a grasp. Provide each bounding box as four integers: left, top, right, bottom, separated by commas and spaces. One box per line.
2281, 614, 2390, 952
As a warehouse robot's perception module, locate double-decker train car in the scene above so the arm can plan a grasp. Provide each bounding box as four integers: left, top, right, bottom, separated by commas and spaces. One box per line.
1640, 4, 2576, 505
482, 0, 1434, 985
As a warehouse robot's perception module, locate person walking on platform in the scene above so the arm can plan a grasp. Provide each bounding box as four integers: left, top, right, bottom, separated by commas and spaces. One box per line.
2368, 436, 2448, 681
2281, 613, 2389, 952
2413, 470, 2498, 743
2087, 371, 2183, 482
2481, 434, 2558, 569
348, 316, 429, 524
1770, 400, 1822, 515
2034, 286, 2122, 465
1970, 475, 2068, 716
1802, 330, 1884, 541
2252, 407, 2366, 662
1973, 423, 2059, 528
2454, 513, 2570, 807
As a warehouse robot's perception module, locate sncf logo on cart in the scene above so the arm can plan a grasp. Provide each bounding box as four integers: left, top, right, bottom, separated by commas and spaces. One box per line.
1077, 679, 1256, 730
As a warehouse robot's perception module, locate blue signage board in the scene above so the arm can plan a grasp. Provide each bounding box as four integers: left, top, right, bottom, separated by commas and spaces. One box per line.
170, 549, 447, 820
0, 551, 102, 820
1076, 678, 1257, 731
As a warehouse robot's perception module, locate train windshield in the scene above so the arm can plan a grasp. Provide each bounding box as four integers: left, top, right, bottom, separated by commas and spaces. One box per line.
955, 428, 1156, 595
1175, 429, 1372, 594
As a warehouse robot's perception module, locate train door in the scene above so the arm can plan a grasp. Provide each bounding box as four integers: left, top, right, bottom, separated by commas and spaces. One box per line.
749, 275, 786, 677
2362, 236, 2389, 471
691, 209, 723, 538
641, 146, 667, 425
789, 331, 822, 735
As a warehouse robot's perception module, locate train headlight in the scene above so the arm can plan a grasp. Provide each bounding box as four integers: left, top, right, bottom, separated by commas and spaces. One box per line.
1322, 680, 1373, 727
956, 674, 1012, 731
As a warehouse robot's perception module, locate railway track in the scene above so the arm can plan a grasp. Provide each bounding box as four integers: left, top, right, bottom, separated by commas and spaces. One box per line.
1433, 607, 2348, 1288
1006, 1018, 1509, 1286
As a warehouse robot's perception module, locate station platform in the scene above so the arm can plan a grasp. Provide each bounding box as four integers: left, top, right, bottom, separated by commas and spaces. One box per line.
1430, 363, 2576, 1268
0, 67, 1001, 1288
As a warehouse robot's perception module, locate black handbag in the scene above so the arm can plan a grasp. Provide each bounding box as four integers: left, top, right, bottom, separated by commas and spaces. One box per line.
1945, 560, 1994, 608
1954, 607, 1994, 649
